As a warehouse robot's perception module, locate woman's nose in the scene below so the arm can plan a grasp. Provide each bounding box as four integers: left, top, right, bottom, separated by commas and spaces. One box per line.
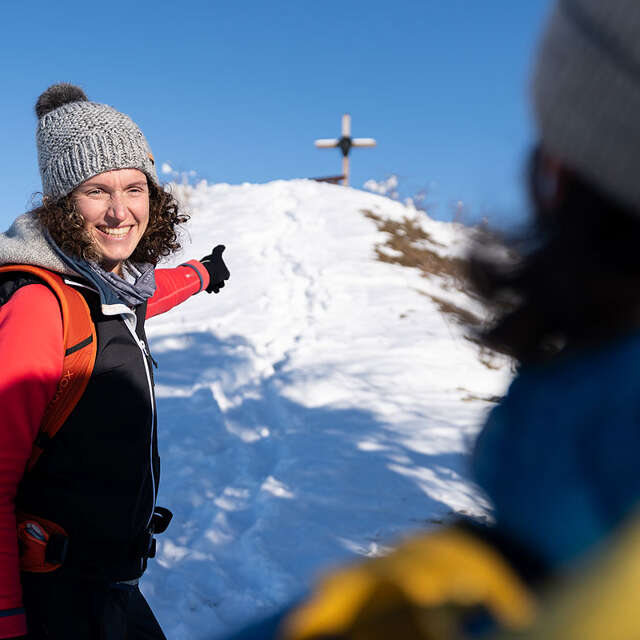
107, 194, 128, 220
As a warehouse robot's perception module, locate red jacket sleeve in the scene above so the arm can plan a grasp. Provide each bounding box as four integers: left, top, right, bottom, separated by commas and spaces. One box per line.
146, 260, 210, 319
0, 284, 63, 638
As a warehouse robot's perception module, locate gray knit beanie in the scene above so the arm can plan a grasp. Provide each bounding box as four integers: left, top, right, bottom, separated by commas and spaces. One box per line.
533, 0, 640, 212
35, 83, 159, 199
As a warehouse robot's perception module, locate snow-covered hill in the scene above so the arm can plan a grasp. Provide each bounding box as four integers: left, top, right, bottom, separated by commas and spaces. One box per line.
141, 179, 512, 639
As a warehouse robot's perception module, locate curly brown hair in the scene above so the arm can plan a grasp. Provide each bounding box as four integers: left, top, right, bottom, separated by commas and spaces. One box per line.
34, 179, 189, 266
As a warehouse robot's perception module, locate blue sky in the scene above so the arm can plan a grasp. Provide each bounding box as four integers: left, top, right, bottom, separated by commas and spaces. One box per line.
0, 0, 551, 230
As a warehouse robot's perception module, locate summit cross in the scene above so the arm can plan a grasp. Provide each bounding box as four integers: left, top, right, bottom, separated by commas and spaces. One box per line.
314, 114, 376, 186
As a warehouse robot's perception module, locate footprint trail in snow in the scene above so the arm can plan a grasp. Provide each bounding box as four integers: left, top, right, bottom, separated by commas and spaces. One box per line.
141, 179, 511, 639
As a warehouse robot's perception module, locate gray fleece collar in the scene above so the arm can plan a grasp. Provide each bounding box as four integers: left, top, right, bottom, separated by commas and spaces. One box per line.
0, 212, 77, 275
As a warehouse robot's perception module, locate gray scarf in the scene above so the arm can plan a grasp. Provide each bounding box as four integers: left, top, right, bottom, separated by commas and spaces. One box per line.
47, 232, 157, 309
87, 260, 157, 308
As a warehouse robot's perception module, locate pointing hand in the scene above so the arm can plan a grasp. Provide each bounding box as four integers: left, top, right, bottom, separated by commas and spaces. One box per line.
200, 245, 230, 294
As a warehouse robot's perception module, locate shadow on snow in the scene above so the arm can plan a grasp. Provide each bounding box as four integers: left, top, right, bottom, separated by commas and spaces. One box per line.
143, 331, 482, 638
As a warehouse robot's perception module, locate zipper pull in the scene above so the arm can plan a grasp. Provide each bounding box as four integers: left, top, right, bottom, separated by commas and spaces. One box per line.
139, 339, 159, 368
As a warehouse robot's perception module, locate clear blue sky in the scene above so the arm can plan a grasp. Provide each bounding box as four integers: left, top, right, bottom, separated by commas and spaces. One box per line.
0, 0, 551, 230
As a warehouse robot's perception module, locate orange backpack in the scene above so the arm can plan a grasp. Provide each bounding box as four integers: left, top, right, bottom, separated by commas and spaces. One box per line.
0, 264, 97, 571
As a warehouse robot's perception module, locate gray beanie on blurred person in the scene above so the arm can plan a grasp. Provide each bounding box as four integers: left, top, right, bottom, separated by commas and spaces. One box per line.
533, 0, 640, 211
35, 83, 159, 199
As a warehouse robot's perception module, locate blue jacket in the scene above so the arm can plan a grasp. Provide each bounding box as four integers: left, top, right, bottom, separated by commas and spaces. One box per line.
472, 330, 640, 569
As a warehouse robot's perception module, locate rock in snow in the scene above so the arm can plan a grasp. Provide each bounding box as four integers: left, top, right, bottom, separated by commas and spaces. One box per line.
142, 179, 511, 638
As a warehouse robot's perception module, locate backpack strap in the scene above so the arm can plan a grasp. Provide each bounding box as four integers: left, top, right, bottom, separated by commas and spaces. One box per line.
0, 264, 97, 471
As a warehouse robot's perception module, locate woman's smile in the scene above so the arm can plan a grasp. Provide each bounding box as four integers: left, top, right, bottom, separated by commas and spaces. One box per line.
97, 225, 134, 238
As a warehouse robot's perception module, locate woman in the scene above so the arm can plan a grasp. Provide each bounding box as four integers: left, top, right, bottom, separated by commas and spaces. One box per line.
0, 84, 229, 639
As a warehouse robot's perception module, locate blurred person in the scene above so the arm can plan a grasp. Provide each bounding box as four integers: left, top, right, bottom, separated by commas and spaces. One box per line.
216, 1, 640, 638
470, 0, 640, 574
0, 84, 229, 639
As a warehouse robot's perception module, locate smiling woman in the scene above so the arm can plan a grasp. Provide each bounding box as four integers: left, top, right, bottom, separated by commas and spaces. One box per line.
42, 168, 152, 274
36, 173, 186, 274
67, 169, 151, 273
0, 83, 231, 640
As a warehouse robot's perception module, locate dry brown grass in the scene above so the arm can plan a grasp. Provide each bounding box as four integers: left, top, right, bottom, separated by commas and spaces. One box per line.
420, 292, 482, 327
419, 294, 503, 367
363, 209, 509, 368
456, 387, 502, 403
363, 210, 469, 283
363, 208, 481, 324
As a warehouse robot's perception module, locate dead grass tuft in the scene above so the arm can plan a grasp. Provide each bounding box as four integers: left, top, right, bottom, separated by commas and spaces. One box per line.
419, 292, 482, 327
363, 210, 468, 284
363, 209, 511, 368
456, 387, 502, 403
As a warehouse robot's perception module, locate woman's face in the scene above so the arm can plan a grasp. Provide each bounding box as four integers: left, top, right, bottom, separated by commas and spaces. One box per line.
73, 168, 150, 274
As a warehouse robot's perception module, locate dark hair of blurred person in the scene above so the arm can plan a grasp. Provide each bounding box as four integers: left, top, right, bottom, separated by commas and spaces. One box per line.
469, 145, 640, 364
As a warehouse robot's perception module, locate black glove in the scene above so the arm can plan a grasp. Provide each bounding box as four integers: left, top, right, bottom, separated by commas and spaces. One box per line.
200, 245, 230, 293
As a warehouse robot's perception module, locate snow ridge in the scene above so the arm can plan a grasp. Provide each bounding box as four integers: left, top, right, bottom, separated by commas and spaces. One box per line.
142, 179, 510, 639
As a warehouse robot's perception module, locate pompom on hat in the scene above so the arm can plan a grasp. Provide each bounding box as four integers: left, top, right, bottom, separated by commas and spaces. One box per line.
532, 0, 640, 212
35, 82, 158, 199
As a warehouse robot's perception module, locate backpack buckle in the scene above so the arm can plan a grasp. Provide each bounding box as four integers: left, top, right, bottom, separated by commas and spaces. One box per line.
17, 512, 69, 573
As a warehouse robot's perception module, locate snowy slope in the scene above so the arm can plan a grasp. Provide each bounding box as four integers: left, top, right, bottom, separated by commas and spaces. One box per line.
140, 179, 511, 639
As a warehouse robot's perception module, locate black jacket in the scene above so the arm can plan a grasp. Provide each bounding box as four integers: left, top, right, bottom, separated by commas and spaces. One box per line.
16, 283, 159, 581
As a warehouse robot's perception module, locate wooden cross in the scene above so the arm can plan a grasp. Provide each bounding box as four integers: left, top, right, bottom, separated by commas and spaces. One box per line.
314, 114, 376, 186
